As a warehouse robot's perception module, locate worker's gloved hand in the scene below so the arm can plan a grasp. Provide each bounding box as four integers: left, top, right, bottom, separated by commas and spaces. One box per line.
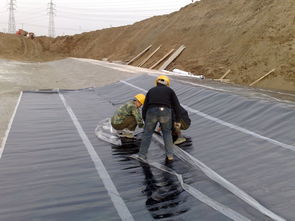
174, 122, 181, 129
138, 123, 144, 128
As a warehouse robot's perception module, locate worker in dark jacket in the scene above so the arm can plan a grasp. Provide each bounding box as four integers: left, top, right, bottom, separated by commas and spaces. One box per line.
172, 105, 191, 145
138, 75, 182, 161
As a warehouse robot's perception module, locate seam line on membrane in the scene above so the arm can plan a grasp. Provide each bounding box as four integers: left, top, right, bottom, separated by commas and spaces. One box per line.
59, 92, 135, 221
121, 80, 286, 221
120, 80, 295, 152
147, 73, 295, 105
147, 73, 231, 92
152, 134, 286, 221
140, 159, 250, 221
0, 91, 23, 160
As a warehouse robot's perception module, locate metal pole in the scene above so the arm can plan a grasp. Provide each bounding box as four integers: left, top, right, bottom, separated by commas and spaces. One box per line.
47, 0, 56, 37
8, 0, 16, 33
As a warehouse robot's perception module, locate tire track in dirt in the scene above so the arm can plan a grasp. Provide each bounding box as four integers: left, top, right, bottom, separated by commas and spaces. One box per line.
20, 38, 28, 56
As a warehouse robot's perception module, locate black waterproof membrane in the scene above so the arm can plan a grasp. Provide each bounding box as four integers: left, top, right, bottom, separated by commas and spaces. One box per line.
1, 74, 295, 221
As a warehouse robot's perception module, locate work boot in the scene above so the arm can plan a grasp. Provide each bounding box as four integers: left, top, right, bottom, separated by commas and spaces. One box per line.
122, 133, 135, 139
130, 154, 146, 162
166, 155, 174, 162
174, 137, 186, 145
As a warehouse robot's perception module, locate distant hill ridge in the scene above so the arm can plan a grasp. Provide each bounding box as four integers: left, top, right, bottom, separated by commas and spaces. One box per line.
0, 0, 294, 91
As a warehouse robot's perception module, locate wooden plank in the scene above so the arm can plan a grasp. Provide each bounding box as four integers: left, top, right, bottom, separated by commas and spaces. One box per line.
215, 79, 231, 83
127, 45, 152, 65
138, 45, 161, 67
249, 69, 276, 87
158, 45, 186, 70
219, 69, 231, 80
149, 49, 174, 69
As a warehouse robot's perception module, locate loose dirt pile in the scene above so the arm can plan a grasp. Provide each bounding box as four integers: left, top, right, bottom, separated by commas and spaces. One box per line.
0, 0, 294, 91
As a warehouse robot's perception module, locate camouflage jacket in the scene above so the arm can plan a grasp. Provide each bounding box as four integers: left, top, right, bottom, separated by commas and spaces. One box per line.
111, 101, 144, 128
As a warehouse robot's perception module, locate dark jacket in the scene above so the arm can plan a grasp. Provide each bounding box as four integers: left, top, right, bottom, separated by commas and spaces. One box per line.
142, 84, 182, 122
172, 105, 191, 129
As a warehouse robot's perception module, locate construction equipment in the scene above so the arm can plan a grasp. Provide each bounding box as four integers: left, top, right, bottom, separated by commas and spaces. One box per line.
28, 32, 35, 39
16, 29, 35, 39
16, 29, 28, 36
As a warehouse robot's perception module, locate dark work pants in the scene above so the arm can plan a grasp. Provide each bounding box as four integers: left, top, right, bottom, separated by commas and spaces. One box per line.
139, 107, 174, 158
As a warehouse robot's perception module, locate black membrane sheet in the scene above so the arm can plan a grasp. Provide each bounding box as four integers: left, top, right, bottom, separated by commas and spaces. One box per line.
0, 74, 294, 220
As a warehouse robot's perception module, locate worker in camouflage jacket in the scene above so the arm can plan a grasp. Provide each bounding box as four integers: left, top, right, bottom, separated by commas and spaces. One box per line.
111, 94, 145, 138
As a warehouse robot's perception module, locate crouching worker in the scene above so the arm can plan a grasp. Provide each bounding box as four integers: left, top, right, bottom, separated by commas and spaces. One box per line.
173, 106, 191, 145
111, 94, 146, 138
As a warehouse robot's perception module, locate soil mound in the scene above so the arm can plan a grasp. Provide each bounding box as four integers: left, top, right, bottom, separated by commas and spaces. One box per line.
0, 0, 294, 91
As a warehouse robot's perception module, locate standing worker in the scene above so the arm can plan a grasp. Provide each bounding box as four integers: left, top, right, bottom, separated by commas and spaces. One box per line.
111, 94, 145, 138
137, 75, 182, 161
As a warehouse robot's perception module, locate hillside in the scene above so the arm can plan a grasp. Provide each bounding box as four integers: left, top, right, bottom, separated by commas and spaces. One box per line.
0, 0, 294, 91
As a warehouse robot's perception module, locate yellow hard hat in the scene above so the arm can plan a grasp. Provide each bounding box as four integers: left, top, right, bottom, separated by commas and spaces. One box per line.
155, 75, 170, 86
134, 93, 146, 105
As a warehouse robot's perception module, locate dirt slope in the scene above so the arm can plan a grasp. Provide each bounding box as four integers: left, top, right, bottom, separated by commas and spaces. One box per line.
0, 0, 294, 91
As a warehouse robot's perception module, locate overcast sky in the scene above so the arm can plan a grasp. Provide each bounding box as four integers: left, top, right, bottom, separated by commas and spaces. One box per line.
0, 0, 196, 36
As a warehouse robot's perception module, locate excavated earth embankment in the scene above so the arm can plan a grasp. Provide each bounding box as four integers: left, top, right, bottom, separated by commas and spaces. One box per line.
0, 0, 294, 91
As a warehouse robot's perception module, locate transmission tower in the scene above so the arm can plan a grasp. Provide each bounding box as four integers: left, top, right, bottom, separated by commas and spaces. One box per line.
47, 0, 56, 37
8, 0, 16, 33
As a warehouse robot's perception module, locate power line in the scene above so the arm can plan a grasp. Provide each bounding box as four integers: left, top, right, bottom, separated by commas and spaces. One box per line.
57, 8, 174, 16
14, 22, 79, 31
57, 11, 170, 19
16, 15, 47, 22
47, 0, 55, 37
1, 0, 191, 36
57, 1, 188, 8
8, 0, 16, 33
58, 5, 181, 11
57, 15, 145, 23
